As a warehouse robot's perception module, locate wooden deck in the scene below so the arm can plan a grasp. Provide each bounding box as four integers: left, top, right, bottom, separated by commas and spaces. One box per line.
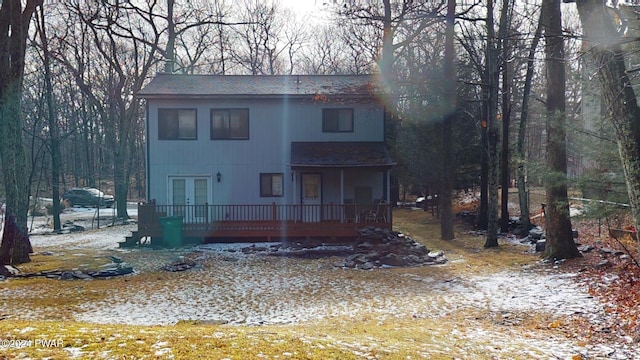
122, 201, 392, 247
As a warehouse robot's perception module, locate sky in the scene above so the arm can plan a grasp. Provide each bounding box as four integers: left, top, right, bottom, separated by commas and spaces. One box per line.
280, 0, 325, 19
280, 0, 322, 13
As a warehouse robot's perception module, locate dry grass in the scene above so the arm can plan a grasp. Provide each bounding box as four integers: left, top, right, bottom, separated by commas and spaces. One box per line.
0, 209, 587, 359
0, 316, 567, 359
394, 208, 540, 274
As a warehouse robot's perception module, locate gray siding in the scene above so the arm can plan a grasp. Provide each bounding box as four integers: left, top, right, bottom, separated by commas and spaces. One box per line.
147, 98, 385, 205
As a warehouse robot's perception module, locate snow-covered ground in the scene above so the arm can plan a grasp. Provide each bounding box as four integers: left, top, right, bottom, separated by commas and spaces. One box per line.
1, 202, 138, 237
5, 211, 639, 359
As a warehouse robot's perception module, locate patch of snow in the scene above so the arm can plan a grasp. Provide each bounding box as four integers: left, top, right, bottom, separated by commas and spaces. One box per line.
5, 218, 639, 359
64, 347, 85, 358
29, 224, 135, 250
458, 271, 603, 316
19, 327, 36, 334
570, 207, 583, 217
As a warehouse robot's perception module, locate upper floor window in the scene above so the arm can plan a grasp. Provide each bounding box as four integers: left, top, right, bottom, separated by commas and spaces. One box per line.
322, 108, 353, 132
211, 109, 249, 140
158, 109, 197, 140
260, 173, 283, 197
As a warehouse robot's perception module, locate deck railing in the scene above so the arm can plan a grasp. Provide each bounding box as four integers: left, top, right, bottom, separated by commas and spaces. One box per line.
137, 201, 391, 240
141, 202, 390, 224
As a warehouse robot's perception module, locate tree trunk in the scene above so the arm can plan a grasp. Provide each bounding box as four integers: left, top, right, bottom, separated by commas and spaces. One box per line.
485, 0, 500, 248
114, 136, 130, 220
439, 0, 456, 240
36, 6, 62, 232
576, 0, 640, 255
542, 0, 579, 260
517, 11, 543, 235
499, 0, 512, 234
477, 100, 489, 230
165, 0, 175, 73
0, 0, 40, 265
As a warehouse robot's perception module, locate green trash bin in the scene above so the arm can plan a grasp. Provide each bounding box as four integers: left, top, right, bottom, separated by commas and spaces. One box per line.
159, 216, 183, 247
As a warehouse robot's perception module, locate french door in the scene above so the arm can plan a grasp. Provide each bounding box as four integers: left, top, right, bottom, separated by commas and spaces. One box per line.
168, 176, 211, 222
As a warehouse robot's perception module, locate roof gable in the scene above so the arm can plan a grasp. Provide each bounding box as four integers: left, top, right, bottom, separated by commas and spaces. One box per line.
138, 74, 381, 99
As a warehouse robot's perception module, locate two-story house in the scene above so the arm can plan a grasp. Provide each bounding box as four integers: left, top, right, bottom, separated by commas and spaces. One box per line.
125, 74, 394, 245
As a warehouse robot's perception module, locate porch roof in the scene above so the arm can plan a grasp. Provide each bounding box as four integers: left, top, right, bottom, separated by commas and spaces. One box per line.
290, 142, 395, 168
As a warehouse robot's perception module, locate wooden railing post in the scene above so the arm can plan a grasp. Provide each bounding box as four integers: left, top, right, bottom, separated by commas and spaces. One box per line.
330, 202, 334, 222
272, 202, 277, 223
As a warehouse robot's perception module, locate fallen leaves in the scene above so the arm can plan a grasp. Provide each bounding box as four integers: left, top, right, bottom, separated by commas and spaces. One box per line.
566, 218, 640, 345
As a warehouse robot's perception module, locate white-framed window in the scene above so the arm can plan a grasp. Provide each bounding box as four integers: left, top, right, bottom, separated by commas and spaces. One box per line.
158, 109, 197, 140
211, 109, 249, 140
260, 173, 283, 197
322, 108, 353, 132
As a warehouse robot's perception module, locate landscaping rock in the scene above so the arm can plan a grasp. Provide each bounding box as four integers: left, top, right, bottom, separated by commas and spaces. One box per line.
579, 245, 595, 253
62, 221, 85, 232
334, 227, 447, 269
90, 263, 134, 278
355, 241, 375, 251
108, 255, 124, 263
161, 259, 197, 272
2, 265, 20, 276
241, 245, 270, 254
74, 272, 94, 280
410, 244, 429, 255
529, 226, 544, 240
358, 262, 375, 270
380, 253, 407, 266
60, 271, 76, 280
345, 253, 369, 265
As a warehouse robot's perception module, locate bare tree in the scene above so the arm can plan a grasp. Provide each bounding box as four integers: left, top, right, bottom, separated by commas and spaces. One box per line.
33, 5, 62, 232
300, 26, 346, 74
56, 0, 163, 219
542, 0, 579, 259
499, 0, 514, 234
575, 0, 640, 255
231, 0, 284, 75
517, 10, 543, 235
485, 0, 500, 248
0, 0, 41, 266
440, 0, 456, 240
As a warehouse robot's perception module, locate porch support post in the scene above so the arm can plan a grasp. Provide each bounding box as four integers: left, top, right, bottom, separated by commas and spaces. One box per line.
340, 168, 344, 204
340, 168, 345, 222
386, 169, 392, 224
292, 170, 298, 204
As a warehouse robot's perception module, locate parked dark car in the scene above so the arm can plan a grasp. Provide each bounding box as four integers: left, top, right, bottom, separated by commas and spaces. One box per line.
62, 188, 114, 208
416, 195, 436, 208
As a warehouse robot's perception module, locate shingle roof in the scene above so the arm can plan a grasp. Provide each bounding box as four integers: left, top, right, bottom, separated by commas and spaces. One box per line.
138, 73, 381, 98
290, 142, 395, 168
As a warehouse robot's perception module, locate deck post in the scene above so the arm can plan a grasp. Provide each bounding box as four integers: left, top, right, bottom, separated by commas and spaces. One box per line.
205, 202, 209, 228
272, 202, 277, 223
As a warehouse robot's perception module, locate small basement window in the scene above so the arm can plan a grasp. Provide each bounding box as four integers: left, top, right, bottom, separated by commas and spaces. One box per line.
158, 109, 197, 140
